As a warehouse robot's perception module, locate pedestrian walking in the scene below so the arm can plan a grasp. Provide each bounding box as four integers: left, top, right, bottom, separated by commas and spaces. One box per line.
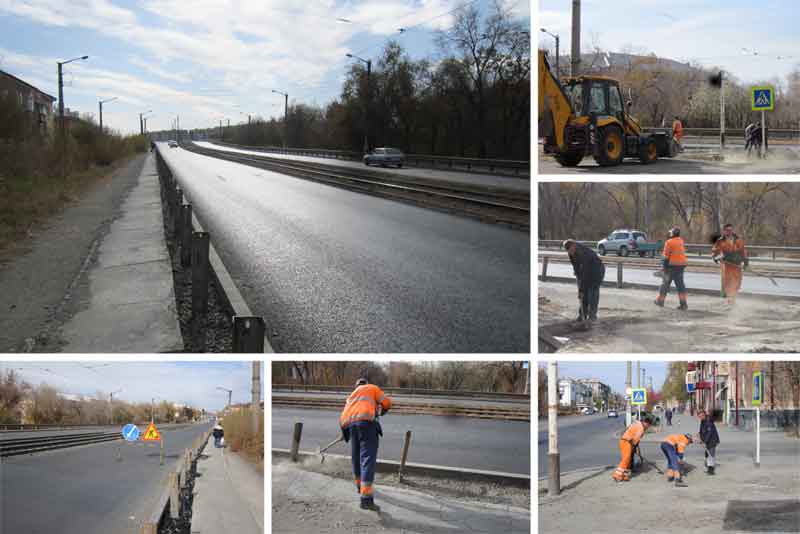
212, 423, 224, 448
654, 227, 688, 310
697, 409, 720, 475
665, 408, 673, 426
563, 239, 605, 325
339, 378, 393, 512
660, 433, 694, 487
711, 223, 749, 305
612, 414, 653, 482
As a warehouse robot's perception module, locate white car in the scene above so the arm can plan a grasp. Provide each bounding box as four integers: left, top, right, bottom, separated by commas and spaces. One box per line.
168, 140, 179, 148
608, 410, 619, 418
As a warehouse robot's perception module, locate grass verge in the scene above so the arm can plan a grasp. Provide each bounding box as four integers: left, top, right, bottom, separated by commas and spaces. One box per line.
221, 408, 264, 471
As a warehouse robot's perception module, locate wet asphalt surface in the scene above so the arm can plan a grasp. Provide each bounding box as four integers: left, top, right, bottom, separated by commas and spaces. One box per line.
159, 145, 530, 353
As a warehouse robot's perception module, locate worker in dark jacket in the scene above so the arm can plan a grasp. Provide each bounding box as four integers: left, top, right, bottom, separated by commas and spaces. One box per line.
697, 409, 720, 475
563, 239, 606, 323
212, 423, 224, 448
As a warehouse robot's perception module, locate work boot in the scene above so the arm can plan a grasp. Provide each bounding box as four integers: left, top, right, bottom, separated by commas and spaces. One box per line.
360, 499, 381, 512
678, 302, 688, 311
674, 478, 688, 487
654, 299, 664, 308
707, 466, 715, 476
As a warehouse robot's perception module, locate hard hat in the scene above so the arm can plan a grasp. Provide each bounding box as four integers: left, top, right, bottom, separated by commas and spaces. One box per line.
670, 227, 681, 237
355, 378, 368, 387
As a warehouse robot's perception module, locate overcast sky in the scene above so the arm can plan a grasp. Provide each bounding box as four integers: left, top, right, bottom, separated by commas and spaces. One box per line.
538, 0, 798, 85
539, 361, 669, 394
0, 0, 530, 135
2, 361, 263, 411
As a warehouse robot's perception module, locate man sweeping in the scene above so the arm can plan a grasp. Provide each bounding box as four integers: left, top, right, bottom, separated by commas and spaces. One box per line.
660, 433, 694, 487
697, 409, 720, 475
655, 227, 688, 310
612, 414, 653, 482
563, 239, 605, 325
711, 223, 749, 305
339, 378, 392, 511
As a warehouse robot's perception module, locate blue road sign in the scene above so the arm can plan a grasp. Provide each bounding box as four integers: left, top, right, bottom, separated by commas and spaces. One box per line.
752, 372, 763, 406
631, 388, 647, 405
751, 86, 775, 111
687, 383, 696, 393
122, 423, 140, 442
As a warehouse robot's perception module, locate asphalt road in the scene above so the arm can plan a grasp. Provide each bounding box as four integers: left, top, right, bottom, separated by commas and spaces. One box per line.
539, 261, 800, 297
196, 141, 530, 191
1, 422, 211, 534
159, 144, 530, 353
273, 407, 530, 475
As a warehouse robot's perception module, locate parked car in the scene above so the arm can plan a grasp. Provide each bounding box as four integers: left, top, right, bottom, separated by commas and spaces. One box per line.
168, 140, 178, 148
597, 229, 655, 257
607, 409, 619, 418
363, 147, 405, 168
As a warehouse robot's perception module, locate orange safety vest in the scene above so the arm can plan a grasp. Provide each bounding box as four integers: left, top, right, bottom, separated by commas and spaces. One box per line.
712, 235, 747, 266
672, 120, 683, 142
621, 420, 646, 445
662, 237, 688, 266
663, 434, 691, 454
339, 384, 392, 429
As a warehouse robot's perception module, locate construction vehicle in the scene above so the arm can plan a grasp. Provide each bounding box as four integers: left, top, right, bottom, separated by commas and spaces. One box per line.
538, 50, 677, 167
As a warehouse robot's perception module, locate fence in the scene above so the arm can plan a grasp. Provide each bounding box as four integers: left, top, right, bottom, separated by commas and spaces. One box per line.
155, 147, 270, 352
272, 384, 529, 401
643, 127, 800, 145
729, 408, 800, 432
538, 240, 800, 261
210, 140, 530, 177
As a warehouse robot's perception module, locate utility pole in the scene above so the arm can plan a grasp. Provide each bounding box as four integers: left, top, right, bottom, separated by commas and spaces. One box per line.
570, 0, 581, 76
57, 55, 88, 178
140, 113, 144, 135
251, 362, 261, 434
346, 54, 371, 152
219, 119, 223, 140
547, 362, 560, 496
151, 397, 156, 423
735, 361, 739, 426
98, 97, 116, 134
272, 90, 289, 148
720, 71, 726, 150
626, 361, 632, 427
636, 361, 640, 388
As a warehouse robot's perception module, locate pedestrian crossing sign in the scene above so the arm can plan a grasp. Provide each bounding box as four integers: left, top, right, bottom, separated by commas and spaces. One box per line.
142, 422, 161, 441
751, 86, 774, 111
752, 372, 763, 406
631, 388, 647, 406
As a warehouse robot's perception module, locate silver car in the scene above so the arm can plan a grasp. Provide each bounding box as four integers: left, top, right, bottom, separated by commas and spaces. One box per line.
364, 147, 405, 168
597, 229, 647, 257
168, 140, 178, 148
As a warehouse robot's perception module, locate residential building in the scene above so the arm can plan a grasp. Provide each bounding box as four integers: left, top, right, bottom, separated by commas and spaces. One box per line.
558, 378, 593, 409
0, 69, 56, 134
576, 378, 611, 410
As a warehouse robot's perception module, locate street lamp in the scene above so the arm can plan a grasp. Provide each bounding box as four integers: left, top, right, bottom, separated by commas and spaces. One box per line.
108, 388, 122, 424
216, 386, 233, 410
98, 97, 117, 133
139, 110, 153, 136
271, 89, 289, 147
541, 29, 560, 81
57, 55, 88, 177
346, 53, 372, 153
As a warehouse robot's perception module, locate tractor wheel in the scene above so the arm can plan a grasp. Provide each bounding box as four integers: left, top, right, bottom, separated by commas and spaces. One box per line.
639, 138, 658, 164
594, 126, 625, 166
555, 149, 584, 167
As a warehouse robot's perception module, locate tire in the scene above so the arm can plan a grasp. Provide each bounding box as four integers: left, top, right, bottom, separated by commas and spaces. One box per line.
639, 138, 658, 164
620, 246, 629, 257
598, 245, 606, 256
397, 163, 403, 168
594, 126, 625, 166
555, 149, 584, 167
364, 160, 370, 166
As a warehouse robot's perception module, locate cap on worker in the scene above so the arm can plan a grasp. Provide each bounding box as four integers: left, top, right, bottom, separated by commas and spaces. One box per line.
684, 433, 693, 442
670, 227, 681, 237
355, 378, 368, 387
562, 239, 577, 250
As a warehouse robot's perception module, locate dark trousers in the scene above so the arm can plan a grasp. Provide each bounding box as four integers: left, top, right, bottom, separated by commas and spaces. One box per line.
578, 284, 601, 320
349, 421, 379, 503
658, 266, 687, 301
666, 414, 672, 426
660, 442, 681, 473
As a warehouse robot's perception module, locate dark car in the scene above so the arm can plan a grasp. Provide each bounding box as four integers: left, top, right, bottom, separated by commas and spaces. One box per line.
363, 147, 405, 168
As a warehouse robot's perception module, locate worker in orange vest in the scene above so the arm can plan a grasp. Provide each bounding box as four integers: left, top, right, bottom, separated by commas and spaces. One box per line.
672, 116, 684, 151
339, 378, 392, 511
661, 433, 694, 486
612, 414, 653, 482
711, 223, 749, 305
655, 227, 689, 310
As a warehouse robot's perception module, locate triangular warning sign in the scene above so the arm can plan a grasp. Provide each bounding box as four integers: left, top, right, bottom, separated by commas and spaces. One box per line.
142, 422, 161, 441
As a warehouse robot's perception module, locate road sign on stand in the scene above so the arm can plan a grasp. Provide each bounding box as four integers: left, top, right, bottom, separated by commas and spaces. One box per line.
142, 422, 161, 441
121, 423, 140, 442
752, 372, 763, 406
751, 86, 775, 111
631, 388, 647, 406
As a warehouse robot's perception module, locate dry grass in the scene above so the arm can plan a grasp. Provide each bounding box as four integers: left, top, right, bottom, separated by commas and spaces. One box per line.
221, 408, 264, 471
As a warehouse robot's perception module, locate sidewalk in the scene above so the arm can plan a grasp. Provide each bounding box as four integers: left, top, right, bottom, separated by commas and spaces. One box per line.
272, 459, 530, 533
58, 153, 182, 352
191, 442, 264, 534
540, 416, 800, 533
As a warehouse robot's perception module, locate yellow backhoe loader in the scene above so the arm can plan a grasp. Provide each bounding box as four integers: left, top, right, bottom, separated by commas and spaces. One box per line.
538, 50, 677, 167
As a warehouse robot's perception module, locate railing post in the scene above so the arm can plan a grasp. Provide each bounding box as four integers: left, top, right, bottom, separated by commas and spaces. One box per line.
617, 262, 623, 288
542, 256, 549, 281
180, 204, 193, 267
168, 471, 180, 520
191, 232, 210, 352
399, 430, 412, 482
290, 422, 303, 462
232, 316, 266, 353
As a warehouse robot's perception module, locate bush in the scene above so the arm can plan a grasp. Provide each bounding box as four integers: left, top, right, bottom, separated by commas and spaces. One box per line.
220, 408, 264, 467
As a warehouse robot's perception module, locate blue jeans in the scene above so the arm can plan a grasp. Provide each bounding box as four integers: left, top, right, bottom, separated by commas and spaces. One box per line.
349, 421, 379, 503
661, 442, 681, 472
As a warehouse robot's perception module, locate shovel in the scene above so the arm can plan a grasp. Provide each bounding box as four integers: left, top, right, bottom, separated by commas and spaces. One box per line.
316, 436, 344, 464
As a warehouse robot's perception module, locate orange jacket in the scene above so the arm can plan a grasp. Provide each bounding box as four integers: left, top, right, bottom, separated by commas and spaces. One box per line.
672, 120, 683, 141
621, 420, 646, 445
662, 237, 688, 266
339, 384, 392, 428
712, 235, 747, 266
663, 434, 691, 454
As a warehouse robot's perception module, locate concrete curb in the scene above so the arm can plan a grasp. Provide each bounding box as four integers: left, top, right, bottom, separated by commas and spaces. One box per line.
272, 448, 530, 489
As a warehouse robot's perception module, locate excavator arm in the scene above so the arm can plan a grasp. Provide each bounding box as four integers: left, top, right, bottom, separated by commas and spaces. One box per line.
538, 50, 574, 151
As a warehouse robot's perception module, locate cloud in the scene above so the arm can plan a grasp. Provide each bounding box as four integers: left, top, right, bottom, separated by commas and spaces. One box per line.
129, 56, 192, 84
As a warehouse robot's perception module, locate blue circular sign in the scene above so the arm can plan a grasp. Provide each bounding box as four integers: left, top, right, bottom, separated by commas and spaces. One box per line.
122, 423, 140, 441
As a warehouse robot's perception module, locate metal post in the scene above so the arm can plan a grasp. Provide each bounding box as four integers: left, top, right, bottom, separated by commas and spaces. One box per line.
251, 362, 261, 434
547, 361, 560, 495
140, 113, 144, 135
180, 204, 192, 268
735, 361, 739, 426
555, 35, 560, 80
760, 109, 766, 158
542, 256, 549, 281
755, 406, 760, 467
160, 437, 164, 466
284, 93, 288, 148
720, 72, 725, 149
570, 0, 581, 76
290, 422, 303, 462
617, 262, 623, 288
636, 361, 640, 388
399, 430, 412, 482
626, 361, 632, 427
191, 232, 210, 352
99, 101, 103, 132
58, 62, 66, 178
233, 316, 266, 353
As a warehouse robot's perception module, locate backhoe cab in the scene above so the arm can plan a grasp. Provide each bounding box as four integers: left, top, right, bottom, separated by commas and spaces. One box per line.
539, 50, 676, 167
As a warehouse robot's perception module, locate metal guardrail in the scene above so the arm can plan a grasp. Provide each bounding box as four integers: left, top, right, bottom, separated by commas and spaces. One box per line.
272, 384, 529, 400
155, 146, 271, 352
643, 127, 800, 143
0, 431, 121, 457
538, 240, 800, 261
211, 140, 531, 177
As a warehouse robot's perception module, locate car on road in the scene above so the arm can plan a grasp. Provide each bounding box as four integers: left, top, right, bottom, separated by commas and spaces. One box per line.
580, 407, 596, 415
597, 229, 654, 257
607, 409, 619, 418
363, 147, 405, 168
168, 140, 179, 148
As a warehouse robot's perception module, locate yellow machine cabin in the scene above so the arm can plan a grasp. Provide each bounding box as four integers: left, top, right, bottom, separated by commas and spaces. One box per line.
538, 50, 676, 167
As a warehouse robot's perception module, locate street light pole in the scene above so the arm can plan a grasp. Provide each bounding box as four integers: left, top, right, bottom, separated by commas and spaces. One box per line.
347, 53, 371, 153
57, 55, 89, 177
570, 0, 581, 76
720, 71, 726, 150
139, 110, 152, 136
109, 389, 122, 425
626, 361, 632, 427
251, 362, 261, 434
98, 97, 117, 133
547, 362, 560, 496
540, 29, 560, 80
272, 90, 289, 148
